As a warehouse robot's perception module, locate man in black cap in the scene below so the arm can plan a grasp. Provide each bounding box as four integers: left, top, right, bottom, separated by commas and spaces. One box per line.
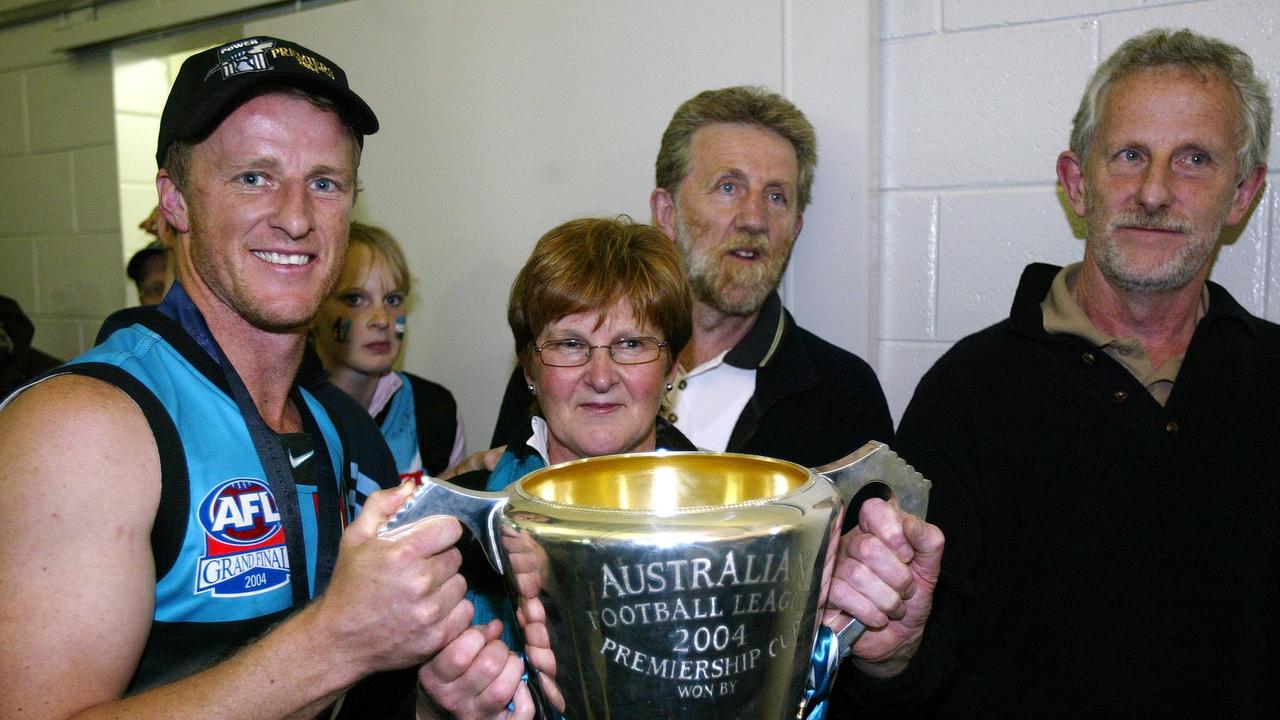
0, 37, 527, 718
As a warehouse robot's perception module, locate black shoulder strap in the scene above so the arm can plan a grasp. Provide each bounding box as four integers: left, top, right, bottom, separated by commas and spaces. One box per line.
406, 374, 458, 476
53, 362, 190, 579
310, 379, 400, 502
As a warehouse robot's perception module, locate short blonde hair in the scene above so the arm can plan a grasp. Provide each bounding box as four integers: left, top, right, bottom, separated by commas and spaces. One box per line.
347, 221, 411, 295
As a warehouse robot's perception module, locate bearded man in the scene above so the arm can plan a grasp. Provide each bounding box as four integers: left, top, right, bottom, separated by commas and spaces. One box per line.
493, 86, 893, 468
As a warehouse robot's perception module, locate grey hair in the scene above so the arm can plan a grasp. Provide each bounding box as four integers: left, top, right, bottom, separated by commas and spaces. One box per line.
1069, 28, 1271, 181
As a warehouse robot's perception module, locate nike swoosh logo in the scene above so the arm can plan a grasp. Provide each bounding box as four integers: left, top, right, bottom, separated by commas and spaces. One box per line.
288, 450, 315, 469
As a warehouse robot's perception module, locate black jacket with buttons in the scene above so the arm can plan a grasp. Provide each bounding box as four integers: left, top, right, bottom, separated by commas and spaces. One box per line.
835, 262, 1280, 717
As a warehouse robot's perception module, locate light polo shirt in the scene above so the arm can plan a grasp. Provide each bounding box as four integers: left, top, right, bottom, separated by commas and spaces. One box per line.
661, 292, 789, 451
1041, 262, 1206, 406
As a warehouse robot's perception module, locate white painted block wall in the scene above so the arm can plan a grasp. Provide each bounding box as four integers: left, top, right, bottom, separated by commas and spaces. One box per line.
877, 0, 1280, 422
0, 17, 120, 361
1, 0, 1275, 431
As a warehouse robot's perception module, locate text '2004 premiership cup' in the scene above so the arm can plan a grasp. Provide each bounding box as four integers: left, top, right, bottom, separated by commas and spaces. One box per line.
384, 441, 930, 720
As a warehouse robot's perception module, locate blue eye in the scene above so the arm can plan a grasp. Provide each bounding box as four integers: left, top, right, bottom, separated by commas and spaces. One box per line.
314, 178, 334, 191
720, 182, 737, 194
1119, 149, 1141, 162
240, 172, 264, 186
1187, 152, 1208, 165
768, 191, 787, 204
385, 293, 405, 308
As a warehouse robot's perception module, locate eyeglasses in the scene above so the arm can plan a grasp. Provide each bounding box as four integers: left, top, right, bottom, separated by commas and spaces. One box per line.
534, 337, 668, 367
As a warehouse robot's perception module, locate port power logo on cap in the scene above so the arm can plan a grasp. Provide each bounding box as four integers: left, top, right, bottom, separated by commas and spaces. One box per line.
195, 478, 290, 597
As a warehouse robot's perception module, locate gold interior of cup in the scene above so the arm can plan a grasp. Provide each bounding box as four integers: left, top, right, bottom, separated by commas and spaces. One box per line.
519, 452, 811, 512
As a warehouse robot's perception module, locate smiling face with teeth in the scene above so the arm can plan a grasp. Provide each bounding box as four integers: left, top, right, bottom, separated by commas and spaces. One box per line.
166, 92, 359, 334
656, 122, 803, 318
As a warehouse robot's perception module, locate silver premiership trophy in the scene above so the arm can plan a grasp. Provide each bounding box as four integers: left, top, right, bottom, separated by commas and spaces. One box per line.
385, 441, 930, 719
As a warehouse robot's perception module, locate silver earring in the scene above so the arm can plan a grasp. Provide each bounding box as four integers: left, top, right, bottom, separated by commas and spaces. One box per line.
666, 383, 674, 392
527, 383, 536, 395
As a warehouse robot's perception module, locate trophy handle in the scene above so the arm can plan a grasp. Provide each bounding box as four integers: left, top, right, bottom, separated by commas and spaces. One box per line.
814, 441, 931, 519
813, 441, 932, 657
381, 478, 510, 574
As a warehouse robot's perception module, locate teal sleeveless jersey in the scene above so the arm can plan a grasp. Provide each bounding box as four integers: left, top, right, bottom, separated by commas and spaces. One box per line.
50, 311, 348, 692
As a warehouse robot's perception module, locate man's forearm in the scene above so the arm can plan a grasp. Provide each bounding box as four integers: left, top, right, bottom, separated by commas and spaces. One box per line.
59, 603, 361, 720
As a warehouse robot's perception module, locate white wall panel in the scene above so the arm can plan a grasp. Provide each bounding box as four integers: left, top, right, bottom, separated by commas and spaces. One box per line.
114, 114, 161, 184
879, 192, 937, 339
32, 317, 84, 360
36, 232, 125, 315
882, 20, 1095, 188
72, 145, 120, 234
0, 237, 36, 307
25, 58, 112, 152
250, 0, 878, 451
0, 71, 25, 156
935, 187, 1082, 340
944, 0, 1191, 30
883, 0, 939, 39
0, 153, 73, 235
112, 55, 170, 114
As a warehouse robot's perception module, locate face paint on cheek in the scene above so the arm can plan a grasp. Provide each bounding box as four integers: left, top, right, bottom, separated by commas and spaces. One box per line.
331, 317, 352, 343
394, 315, 406, 340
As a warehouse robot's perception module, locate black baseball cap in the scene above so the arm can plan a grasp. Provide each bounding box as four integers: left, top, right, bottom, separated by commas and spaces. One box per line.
156, 36, 379, 166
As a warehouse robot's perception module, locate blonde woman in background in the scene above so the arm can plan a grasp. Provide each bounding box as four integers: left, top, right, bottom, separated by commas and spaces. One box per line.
312, 221, 465, 481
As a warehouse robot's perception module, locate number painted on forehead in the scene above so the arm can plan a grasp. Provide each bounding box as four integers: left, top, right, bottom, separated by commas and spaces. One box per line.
395, 315, 406, 340
331, 317, 352, 343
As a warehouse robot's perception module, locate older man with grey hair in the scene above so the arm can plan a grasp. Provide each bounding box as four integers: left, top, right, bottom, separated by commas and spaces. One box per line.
839, 28, 1277, 716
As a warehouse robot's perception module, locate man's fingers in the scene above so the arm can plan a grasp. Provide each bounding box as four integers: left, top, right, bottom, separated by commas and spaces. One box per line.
480, 619, 505, 642
387, 514, 466, 557
903, 513, 945, 579
510, 676, 536, 720
351, 481, 419, 536
858, 497, 916, 564
421, 625, 488, 685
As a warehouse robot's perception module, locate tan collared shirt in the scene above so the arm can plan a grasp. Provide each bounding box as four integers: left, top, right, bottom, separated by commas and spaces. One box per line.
1040, 263, 1206, 406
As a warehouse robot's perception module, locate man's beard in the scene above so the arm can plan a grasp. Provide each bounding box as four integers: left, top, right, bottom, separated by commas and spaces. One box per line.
675, 213, 795, 317
1085, 197, 1220, 294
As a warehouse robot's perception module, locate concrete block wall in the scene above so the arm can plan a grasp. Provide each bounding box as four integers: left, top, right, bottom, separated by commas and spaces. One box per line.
114, 49, 170, 289
0, 15, 120, 361
877, 0, 1280, 422
0, 4, 297, 360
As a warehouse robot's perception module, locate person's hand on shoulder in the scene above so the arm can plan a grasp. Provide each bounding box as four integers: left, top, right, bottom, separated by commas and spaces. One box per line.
822, 497, 944, 679
440, 446, 506, 480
